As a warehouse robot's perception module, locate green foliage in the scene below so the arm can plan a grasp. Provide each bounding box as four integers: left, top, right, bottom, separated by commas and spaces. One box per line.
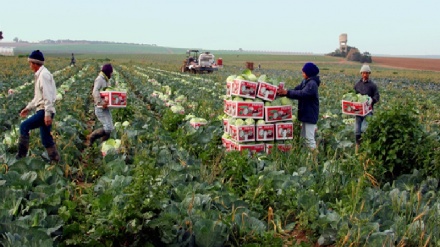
161, 108, 185, 132
362, 102, 437, 183
219, 151, 257, 195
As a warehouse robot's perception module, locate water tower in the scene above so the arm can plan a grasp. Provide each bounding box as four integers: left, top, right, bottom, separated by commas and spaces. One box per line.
339, 33, 348, 53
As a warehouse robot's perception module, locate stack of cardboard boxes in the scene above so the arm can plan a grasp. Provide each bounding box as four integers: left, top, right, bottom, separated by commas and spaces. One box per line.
222, 78, 294, 154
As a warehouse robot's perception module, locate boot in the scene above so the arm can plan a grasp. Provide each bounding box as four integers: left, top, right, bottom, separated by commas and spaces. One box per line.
355, 135, 362, 145
355, 135, 362, 154
16, 135, 30, 159
46, 145, 60, 163
87, 128, 106, 146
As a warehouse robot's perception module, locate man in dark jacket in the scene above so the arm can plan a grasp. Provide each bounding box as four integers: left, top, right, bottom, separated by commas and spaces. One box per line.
354, 64, 380, 151
277, 62, 321, 149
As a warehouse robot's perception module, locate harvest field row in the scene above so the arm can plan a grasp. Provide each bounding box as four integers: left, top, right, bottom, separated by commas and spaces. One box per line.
0, 54, 440, 246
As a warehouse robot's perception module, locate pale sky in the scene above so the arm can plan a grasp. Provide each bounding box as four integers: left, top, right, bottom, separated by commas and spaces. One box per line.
1, 0, 439, 56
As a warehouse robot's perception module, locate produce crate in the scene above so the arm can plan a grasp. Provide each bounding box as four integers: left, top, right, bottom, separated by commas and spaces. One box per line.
229, 124, 255, 143
256, 81, 277, 101
225, 101, 264, 119
226, 81, 232, 96
275, 122, 294, 140
222, 137, 233, 151
266, 143, 292, 154
190, 122, 207, 129
264, 105, 292, 122
99, 91, 127, 108
222, 117, 229, 133
256, 124, 275, 141
237, 143, 265, 153
341, 100, 372, 116
231, 79, 258, 99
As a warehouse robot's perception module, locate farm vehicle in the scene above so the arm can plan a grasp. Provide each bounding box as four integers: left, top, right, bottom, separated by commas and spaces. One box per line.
180, 49, 220, 74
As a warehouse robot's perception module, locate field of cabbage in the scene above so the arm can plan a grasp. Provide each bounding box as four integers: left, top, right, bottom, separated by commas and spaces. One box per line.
1, 54, 440, 247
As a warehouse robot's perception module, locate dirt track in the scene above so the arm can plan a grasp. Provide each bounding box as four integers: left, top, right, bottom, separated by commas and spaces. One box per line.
373, 57, 440, 72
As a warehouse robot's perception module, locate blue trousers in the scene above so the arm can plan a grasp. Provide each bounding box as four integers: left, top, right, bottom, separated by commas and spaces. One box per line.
20, 110, 55, 148
355, 112, 373, 136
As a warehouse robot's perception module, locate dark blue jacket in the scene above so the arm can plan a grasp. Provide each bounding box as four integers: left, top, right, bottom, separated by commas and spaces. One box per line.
354, 79, 380, 108
285, 76, 321, 124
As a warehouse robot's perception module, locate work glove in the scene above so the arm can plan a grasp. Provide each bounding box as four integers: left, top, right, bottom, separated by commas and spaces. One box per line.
367, 97, 373, 106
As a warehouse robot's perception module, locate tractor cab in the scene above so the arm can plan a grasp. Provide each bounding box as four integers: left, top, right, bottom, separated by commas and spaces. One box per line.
181, 49, 219, 74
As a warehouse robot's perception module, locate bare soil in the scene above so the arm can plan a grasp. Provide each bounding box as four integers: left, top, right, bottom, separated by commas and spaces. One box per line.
373, 56, 440, 71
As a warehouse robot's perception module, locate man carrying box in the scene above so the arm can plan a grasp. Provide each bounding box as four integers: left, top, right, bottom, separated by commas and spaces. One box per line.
87, 64, 115, 146
354, 64, 380, 152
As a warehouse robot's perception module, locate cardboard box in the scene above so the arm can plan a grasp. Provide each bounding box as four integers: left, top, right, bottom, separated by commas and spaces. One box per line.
256, 81, 277, 101
275, 122, 294, 140
266, 143, 293, 154
99, 91, 127, 108
237, 143, 265, 153
229, 140, 238, 151
264, 105, 292, 122
223, 99, 231, 115
190, 122, 207, 129
341, 100, 372, 116
226, 81, 232, 96
222, 137, 233, 151
231, 79, 258, 99
229, 124, 255, 143
222, 118, 229, 133
226, 101, 264, 119
256, 124, 275, 141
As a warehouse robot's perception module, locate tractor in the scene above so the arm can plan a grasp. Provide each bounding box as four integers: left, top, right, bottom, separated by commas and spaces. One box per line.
180, 49, 219, 74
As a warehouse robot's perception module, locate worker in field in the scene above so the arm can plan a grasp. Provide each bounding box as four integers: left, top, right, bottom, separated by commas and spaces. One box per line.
354, 64, 380, 152
70, 53, 76, 66
277, 62, 321, 150
188, 56, 197, 70
87, 64, 114, 146
16, 50, 60, 162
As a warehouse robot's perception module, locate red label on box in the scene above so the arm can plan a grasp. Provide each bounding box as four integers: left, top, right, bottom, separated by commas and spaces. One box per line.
222, 137, 232, 151
224, 99, 231, 115
229, 124, 255, 142
237, 143, 265, 153
256, 124, 275, 141
226, 81, 232, 96
223, 118, 229, 133
257, 81, 278, 101
230, 140, 238, 151
266, 143, 292, 154
99, 91, 127, 108
231, 79, 258, 99
190, 122, 207, 129
264, 105, 292, 122
341, 100, 372, 116
226, 101, 264, 119
275, 122, 294, 140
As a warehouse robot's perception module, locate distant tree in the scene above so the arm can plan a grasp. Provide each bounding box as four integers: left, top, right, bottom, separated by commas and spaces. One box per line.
326, 49, 345, 57
361, 52, 372, 63
0, 31, 3, 40
347, 47, 361, 61
13, 37, 19, 42
328, 45, 373, 63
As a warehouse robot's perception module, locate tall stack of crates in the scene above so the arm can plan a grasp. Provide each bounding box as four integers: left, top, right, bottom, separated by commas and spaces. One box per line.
222, 76, 294, 154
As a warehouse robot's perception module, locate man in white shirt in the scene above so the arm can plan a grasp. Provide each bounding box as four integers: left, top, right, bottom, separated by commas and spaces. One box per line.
17, 50, 59, 162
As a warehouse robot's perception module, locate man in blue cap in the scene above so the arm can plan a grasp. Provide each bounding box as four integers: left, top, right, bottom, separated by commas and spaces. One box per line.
277, 62, 321, 150
17, 50, 60, 162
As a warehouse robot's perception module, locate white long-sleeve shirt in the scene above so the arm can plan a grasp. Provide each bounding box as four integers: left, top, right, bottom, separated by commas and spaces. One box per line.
92, 72, 110, 106
25, 66, 57, 116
